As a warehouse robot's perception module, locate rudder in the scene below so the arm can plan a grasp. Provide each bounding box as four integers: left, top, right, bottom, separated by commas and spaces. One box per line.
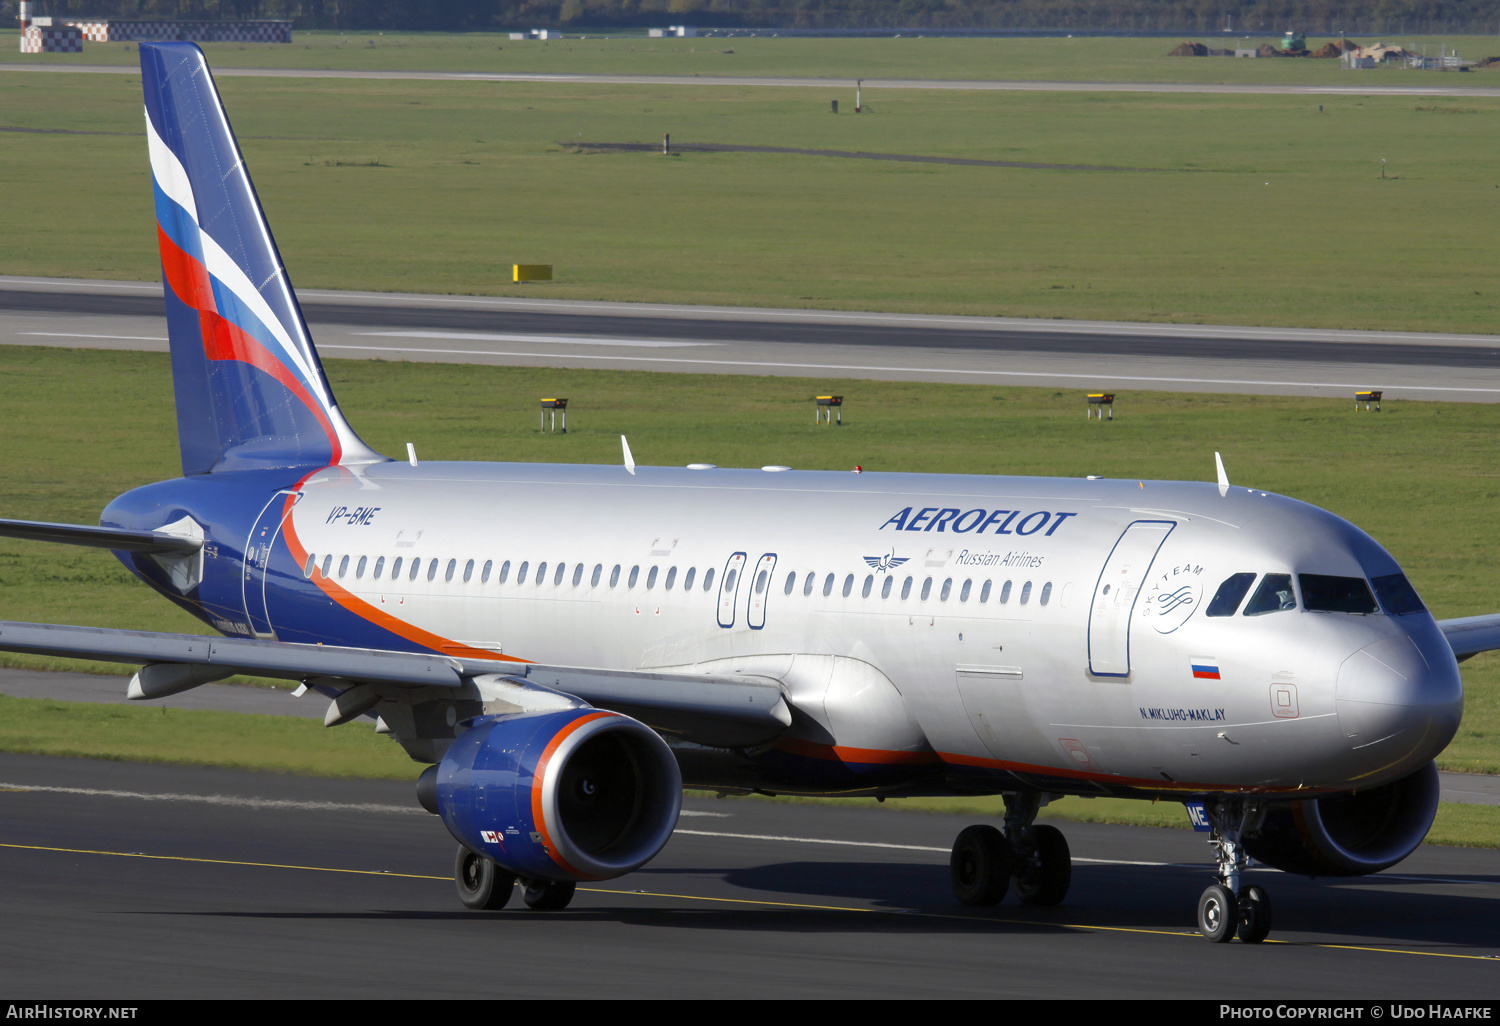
141, 42, 382, 475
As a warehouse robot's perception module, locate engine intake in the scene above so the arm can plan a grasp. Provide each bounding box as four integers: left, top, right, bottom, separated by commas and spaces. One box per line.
436, 708, 682, 882
1244, 762, 1440, 877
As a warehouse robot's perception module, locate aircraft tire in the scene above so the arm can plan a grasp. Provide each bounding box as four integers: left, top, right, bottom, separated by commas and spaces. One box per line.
1237, 884, 1273, 944
1016, 824, 1072, 906
523, 878, 578, 911
1197, 883, 1238, 943
455, 845, 515, 911
950, 825, 1012, 906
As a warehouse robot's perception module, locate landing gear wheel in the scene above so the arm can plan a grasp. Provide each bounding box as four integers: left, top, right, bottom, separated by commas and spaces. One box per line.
950, 825, 1013, 906
1016, 823, 1072, 906
1197, 883, 1238, 943
454, 845, 514, 911
522, 878, 577, 911
1237, 884, 1273, 944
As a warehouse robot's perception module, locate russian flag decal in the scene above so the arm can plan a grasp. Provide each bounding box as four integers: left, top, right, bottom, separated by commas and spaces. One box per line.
1190, 658, 1221, 680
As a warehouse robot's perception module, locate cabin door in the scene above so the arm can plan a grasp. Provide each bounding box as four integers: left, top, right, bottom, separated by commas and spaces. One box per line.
1086, 520, 1174, 677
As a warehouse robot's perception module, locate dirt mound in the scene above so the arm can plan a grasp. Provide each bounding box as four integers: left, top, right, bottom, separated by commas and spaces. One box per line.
1257, 43, 1284, 57
1309, 42, 1343, 58
1477, 55, 1500, 68
1168, 41, 1209, 56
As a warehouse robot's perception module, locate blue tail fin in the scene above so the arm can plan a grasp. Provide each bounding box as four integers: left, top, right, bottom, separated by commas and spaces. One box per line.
140, 42, 383, 476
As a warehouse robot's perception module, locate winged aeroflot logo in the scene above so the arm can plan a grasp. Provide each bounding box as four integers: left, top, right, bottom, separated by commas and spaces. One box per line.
864, 551, 910, 573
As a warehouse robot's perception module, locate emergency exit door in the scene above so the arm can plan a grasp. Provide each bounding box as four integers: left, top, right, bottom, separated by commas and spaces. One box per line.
1087, 520, 1174, 677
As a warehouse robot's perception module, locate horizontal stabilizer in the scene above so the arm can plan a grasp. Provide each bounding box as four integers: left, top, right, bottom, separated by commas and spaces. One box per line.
0, 517, 202, 555
1438, 613, 1500, 661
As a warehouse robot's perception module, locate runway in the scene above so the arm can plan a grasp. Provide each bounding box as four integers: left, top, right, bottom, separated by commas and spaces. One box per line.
6, 277, 1500, 402
0, 752, 1494, 998
5, 62, 1500, 98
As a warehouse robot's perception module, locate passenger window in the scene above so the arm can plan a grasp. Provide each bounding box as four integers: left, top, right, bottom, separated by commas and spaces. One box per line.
1206, 573, 1257, 617
783, 571, 795, 595
304, 555, 316, 578
901, 576, 913, 600
683, 566, 695, 590
338, 555, 350, 578
629, 565, 641, 588
647, 566, 659, 590
702, 567, 715, 592
1020, 581, 1032, 605
881, 576, 893, 599
392, 556, 404, 580
554, 562, 565, 586
1243, 573, 1296, 615
463, 559, 474, 583
630, 565, 642, 588
1300, 574, 1378, 614
757, 570, 769, 594
374, 556, 385, 580
940, 578, 952, 602
1000, 580, 1012, 604
445, 559, 457, 583
803, 572, 815, 596
1040, 582, 1052, 606
823, 573, 835, 597
842, 574, 854, 598
499, 560, 510, 584
356, 556, 367, 579
409, 557, 421, 581
517, 561, 529, 584
428, 559, 440, 582
1371, 573, 1424, 615
609, 564, 621, 588
591, 563, 603, 587
920, 577, 933, 601
321, 554, 333, 578
536, 561, 548, 585
960, 579, 972, 602
481, 560, 492, 584
861, 575, 873, 598
980, 580, 992, 603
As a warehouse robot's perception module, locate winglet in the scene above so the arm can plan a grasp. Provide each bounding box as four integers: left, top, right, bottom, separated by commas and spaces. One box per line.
622, 435, 636, 476
1215, 451, 1230, 497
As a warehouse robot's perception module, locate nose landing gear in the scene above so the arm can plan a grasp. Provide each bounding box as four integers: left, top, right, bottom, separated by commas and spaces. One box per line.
949, 793, 1072, 908
1198, 798, 1273, 943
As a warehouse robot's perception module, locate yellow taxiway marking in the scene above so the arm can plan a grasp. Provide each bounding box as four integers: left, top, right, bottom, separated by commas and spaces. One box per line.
3, 841, 1495, 961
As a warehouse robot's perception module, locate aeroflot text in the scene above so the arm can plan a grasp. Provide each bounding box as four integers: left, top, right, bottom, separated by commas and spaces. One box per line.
880, 508, 1077, 536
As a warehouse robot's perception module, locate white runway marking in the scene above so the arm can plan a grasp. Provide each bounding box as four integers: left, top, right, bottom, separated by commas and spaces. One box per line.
319, 343, 1500, 394
22, 332, 168, 342
0, 782, 422, 815
356, 330, 717, 349
673, 828, 1168, 865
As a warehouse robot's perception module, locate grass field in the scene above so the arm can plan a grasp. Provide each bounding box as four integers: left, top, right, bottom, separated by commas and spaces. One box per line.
2, 72, 1498, 332
4, 31, 1500, 86
1, 344, 1498, 789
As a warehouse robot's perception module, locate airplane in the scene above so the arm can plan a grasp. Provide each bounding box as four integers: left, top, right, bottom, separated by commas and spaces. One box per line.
0, 40, 1489, 942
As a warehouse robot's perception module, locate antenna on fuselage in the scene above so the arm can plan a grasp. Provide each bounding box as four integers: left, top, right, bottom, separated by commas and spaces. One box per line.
1214, 451, 1230, 497
622, 435, 636, 476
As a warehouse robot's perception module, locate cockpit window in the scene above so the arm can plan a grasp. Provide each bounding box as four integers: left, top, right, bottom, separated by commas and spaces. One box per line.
1299, 574, 1378, 614
1206, 573, 1257, 617
1370, 573, 1426, 616
1242, 573, 1296, 615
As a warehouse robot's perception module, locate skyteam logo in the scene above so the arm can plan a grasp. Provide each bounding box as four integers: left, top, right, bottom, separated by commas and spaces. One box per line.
864, 551, 909, 573
1143, 562, 1205, 634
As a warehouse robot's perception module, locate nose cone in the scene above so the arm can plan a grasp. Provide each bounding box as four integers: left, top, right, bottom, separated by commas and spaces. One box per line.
1336, 627, 1463, 770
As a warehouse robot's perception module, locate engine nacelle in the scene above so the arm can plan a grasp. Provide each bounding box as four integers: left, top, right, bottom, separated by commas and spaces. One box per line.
435, 708, 682, 882
1244, 762, 1440, 877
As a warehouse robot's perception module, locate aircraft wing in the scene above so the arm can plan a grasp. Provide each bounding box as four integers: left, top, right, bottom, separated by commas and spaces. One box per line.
0, 620, 790, 747
0, 517, 201, 554
1437, 614, 1500, 662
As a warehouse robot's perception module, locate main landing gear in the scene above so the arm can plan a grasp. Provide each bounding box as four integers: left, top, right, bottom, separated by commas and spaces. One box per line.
1197, 799, 1272, 944
950, 793, 1072, 908
454, 845, 577, 912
